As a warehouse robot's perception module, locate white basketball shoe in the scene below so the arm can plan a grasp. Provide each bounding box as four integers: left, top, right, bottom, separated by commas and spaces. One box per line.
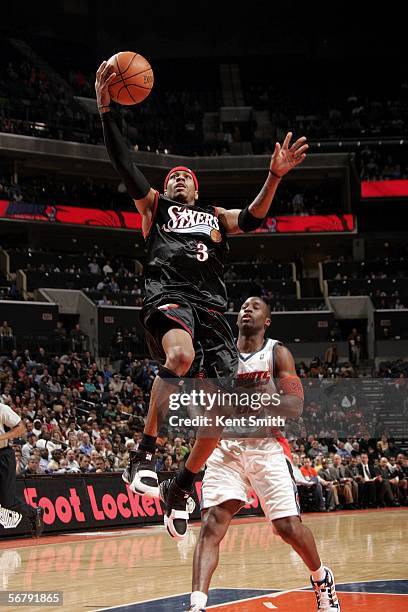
310, 566, 341, 611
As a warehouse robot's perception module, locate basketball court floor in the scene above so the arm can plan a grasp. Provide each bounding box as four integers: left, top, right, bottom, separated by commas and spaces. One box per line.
0, 508, 406, 611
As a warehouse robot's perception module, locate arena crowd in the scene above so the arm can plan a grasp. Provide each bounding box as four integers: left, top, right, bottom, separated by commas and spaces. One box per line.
1, 345, 406, 513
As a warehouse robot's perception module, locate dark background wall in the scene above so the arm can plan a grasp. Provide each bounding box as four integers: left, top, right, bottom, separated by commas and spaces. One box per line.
0, 302, 58, 336
1, 0, 404, 63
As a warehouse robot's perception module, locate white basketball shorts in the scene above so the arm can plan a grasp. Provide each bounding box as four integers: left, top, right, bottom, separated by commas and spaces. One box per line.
201, 438, 300, 521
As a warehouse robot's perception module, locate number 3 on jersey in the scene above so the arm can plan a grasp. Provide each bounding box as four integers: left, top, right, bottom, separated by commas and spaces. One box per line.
196, 241, 209, 261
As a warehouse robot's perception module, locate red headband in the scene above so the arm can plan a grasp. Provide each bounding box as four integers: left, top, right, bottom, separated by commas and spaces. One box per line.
164, 166, 199, 192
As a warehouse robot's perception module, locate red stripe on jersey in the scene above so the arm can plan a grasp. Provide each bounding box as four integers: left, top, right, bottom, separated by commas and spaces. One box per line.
277, 435, 293, 462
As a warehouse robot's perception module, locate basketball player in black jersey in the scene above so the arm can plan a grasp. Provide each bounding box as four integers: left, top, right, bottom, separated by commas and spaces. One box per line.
96, 61, 308, 539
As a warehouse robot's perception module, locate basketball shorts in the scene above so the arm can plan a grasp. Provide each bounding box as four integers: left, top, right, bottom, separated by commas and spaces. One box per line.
201, 439, 300, 521
140, 295, 238, 388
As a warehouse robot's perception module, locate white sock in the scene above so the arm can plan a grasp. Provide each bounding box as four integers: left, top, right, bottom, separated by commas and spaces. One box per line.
191, 591, 208, 609
311, 563, 326, 583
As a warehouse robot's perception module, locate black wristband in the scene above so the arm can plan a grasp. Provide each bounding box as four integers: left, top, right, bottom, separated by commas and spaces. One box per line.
98, 107, 111, 116
238, 206, 264, 232
158, 366, 184, 386
269, 169, 282, 180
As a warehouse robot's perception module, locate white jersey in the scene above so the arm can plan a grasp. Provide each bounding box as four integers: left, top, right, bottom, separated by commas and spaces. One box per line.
238, 337, 280, 388
202, 338, 299, 519
0, 402, 21, 449
202, 339, 299, 518
223, 338, 282, 438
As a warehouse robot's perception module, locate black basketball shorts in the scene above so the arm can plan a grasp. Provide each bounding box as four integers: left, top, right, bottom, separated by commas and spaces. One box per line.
140, 295, 238, 388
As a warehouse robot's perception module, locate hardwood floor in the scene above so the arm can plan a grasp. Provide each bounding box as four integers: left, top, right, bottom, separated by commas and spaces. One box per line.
0, 509, 406, 611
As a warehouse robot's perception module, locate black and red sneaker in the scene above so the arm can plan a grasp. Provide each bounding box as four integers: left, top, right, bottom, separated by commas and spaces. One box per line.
122, 449, 159, 497
159, 477, 193, 540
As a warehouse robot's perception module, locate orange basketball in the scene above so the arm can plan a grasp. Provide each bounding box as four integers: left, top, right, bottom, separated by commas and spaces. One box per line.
107, 51, 154, 105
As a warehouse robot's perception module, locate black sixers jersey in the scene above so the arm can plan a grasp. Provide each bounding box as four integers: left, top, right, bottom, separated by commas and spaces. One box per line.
144, 194, 229, 310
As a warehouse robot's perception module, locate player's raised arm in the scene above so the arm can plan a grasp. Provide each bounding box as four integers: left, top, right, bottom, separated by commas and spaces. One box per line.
274, 344, 304, 418
95, 61, 156, 216
217, 132, 308, 234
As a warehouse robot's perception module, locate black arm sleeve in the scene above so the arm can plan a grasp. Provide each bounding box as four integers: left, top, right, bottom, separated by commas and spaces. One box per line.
238, 205, 265, 232
101, 112, 151, 200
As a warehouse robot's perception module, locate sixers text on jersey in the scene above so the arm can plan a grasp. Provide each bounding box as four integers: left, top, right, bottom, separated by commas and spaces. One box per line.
144, 194, 228, 311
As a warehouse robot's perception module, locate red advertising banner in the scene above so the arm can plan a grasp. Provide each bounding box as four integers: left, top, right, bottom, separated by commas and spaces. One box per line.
262, 214, 354, 233
0, 473, 262, 538
0, 200, 142, 230
361, 180, 408, 198
0, 200, 354, 233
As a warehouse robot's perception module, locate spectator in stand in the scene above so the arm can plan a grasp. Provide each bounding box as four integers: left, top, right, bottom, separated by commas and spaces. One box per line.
377, 435, 389, 454
319, 458, 354, 509
358, 435, 371, 454
357, 453, 379, 507
173, 437, 189, 465
346, 456, 364, 507
22, 432, 37, 463
395, 454, 408, 504
97, 278, 110, 292
88, 258, 101, 274
0, 321, 14, 351
94, 456, 107, 473
292, 454, 308, 484
375, 457, 400, 506
159, 453, 178, 472
13, 447, 24, 475
300, 457, 319, 480
47, 449, 64, 473
314, 455, 324, 472
109, 374, 124, 395
38, 449, 50, 473
36, 430, 59, 459
93, 438, 106, 457
348, 328, 364, 365
53, 321, 68, 353
344, 438, 355, 455
385, 438, 403, 458
307, 440, 323, 460
79, 433, 94, 456
79, 454, 94, 473
121, 376, 135, 399
22, 456, 41, 475
292, 454, 326, 512
316, 461, 338, 510
94, 374, 106, 396
66, 449, 81, 472
109, 278, 120, 293
120, 352, 136, 376
0, 321, 13, 337
67, 432, 79, 451
334, 441, 351, 459
89, 449, 100, 467
103, 260, 114, 275
324, 344, 338, 367
70, 324, 86, 353
332, 454, 358, 506
83, 375, 97, 396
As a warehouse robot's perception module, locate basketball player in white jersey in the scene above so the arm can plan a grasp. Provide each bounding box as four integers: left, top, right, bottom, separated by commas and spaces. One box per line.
188, 297, 340, 612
